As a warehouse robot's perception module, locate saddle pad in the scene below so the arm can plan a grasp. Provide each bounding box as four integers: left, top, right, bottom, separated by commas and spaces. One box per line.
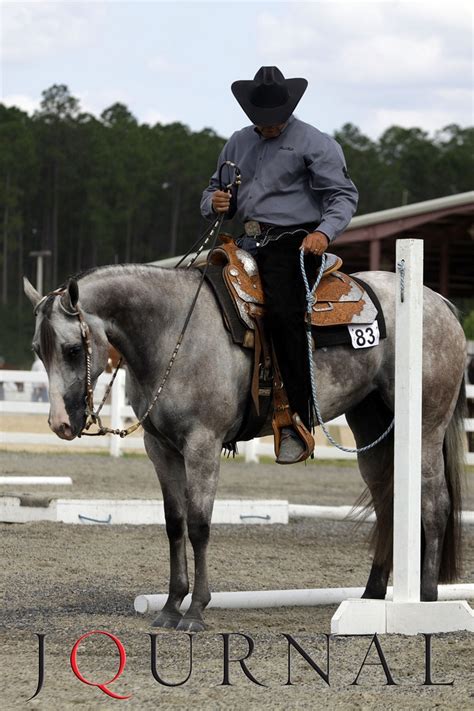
199, 264, 249, 346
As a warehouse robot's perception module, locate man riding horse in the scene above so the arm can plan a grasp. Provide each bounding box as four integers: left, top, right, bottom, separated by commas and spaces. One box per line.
201, 66, 359, 464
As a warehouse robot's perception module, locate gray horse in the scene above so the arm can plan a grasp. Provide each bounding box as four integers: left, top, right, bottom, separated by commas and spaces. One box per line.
24, 263, 467, 632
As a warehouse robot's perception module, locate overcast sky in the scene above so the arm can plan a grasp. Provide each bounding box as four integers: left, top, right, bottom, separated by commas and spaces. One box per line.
1, 0, 472, 140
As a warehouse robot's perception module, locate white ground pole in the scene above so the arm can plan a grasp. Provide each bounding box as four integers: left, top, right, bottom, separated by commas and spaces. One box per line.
134, 585, 474, 614
0, 477, 72, 485
331, 238, 474, 634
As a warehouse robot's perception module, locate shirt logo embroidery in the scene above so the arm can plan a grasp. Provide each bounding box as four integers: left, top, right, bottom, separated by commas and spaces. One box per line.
279, 146, 294, 151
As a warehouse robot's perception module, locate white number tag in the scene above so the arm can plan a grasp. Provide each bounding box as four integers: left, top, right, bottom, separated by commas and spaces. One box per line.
347, 321, 380, 349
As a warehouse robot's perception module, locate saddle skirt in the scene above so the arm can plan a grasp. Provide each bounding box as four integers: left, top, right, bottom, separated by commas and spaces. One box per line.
209, 235, 378, 333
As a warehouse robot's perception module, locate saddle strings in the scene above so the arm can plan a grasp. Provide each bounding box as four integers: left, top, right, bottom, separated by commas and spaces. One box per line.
300, 250, 395, 454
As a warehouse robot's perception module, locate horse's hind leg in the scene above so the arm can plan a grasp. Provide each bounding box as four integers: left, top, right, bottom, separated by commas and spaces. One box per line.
348, 399, 454, 602
345, 391, 394, 599
177, 433, 222, 633
420, 435, 451, 601
144, 432, 189, 629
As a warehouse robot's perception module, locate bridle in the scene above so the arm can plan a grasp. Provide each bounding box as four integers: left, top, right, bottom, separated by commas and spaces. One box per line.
35, 288, 133, 437
36, 161, 241, 439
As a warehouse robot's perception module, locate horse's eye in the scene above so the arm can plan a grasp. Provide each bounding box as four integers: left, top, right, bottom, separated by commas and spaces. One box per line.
66, 345, 82, 359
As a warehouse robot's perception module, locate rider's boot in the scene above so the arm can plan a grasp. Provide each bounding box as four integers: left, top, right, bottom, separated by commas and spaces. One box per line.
273, 412, 314, 465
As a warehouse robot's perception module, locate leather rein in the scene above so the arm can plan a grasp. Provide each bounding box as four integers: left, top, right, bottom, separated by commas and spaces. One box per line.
39, 161, 241, 439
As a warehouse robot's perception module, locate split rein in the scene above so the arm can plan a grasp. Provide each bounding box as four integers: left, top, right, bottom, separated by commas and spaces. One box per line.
40, 161, 241, 439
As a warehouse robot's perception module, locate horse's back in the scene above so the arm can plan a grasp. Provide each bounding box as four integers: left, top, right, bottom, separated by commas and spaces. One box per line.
353, 269, 466, 397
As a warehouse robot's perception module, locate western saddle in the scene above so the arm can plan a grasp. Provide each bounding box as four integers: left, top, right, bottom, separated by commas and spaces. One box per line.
201, 235, 379, 459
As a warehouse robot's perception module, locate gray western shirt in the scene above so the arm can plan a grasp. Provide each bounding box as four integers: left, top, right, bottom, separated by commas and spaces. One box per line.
200, 115, 358, 242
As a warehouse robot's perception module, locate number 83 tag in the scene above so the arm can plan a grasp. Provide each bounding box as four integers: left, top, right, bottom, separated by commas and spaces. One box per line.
347, 321, 380, 349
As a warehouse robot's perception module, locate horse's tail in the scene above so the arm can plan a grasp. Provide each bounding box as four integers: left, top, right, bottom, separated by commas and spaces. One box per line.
439, 372, 466, 582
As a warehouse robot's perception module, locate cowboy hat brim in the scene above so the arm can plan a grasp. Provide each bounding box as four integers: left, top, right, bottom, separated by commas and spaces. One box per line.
231, 77, 308, 125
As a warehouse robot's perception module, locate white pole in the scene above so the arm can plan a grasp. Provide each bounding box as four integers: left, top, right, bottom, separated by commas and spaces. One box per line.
134, 584, 474, 614
0, 476, 72, 485
393, 239, 424, 602
36, 255, 44, 297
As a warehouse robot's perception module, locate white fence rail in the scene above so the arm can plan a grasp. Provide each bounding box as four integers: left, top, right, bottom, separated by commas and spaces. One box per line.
1, 370, 473, 463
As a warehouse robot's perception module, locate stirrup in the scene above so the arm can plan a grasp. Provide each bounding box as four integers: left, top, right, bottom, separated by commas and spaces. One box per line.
273, 412, 314, 464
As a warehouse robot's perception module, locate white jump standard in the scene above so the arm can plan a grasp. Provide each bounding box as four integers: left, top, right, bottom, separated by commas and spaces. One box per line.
331, 239, 474, 634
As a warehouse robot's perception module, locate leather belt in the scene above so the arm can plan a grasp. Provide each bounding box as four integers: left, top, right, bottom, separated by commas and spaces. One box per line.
244, 221, 315, 237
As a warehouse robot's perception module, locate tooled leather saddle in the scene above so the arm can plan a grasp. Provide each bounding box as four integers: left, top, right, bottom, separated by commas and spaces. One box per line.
198, 234, 385, 447
209, 234, 380, 334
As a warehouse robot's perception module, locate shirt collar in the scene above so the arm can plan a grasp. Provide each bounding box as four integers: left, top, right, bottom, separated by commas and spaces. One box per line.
253, 115, 294, 138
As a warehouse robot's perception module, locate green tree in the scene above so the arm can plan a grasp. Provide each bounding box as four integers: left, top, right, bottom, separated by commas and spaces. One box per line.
434, 125, 474, 195
377, 126, 439, 206
334, 123, 386, 214
33, 84, 82, 286
0, 105, 37, 306
463, 311, 474, 340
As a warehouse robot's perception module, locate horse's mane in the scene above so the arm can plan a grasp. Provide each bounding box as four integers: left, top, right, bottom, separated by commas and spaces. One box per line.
37, 264, 191, 357
68, 263, 166, 285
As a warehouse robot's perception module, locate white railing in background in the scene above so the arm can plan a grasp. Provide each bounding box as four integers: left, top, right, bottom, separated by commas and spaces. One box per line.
1, 370, 473, 464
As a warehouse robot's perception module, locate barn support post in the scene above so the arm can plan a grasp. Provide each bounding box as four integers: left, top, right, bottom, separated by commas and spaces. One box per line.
369, 238, 381, 270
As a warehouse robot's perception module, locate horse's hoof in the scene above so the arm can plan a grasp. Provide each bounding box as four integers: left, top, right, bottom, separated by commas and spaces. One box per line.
176, 617, 206, 633
151, 610, 183, 629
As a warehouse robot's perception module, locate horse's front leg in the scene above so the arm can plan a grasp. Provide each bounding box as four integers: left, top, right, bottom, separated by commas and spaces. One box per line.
177, 434, 221, 633
144, 432, 189, 629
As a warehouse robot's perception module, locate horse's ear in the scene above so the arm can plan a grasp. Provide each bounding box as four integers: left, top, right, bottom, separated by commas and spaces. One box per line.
23, 277, 42, 307
60, 279, 79, 313
67, 279, 79, 309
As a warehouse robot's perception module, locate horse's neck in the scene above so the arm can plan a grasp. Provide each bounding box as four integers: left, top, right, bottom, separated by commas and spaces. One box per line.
79, 266, 195, 369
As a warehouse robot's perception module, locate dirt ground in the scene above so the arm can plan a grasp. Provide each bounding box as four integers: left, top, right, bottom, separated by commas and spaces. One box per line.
1, 450, 473, 710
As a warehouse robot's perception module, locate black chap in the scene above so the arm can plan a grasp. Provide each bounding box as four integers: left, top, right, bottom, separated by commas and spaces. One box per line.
256, 233, 320, 429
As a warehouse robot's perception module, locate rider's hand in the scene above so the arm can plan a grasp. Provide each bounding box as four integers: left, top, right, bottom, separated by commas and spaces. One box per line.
300, 231, 329, 256
212, 190, 231, 214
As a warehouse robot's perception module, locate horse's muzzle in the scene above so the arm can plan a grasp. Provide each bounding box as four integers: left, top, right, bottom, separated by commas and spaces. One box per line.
49, 418, 76, 440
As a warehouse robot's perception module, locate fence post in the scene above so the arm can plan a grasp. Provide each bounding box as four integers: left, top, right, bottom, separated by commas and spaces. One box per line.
109, 368, 126, 457
244, 439, 259, 463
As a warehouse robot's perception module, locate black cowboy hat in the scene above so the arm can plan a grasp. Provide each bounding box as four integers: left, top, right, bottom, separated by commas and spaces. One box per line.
231, 66, 308, 125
